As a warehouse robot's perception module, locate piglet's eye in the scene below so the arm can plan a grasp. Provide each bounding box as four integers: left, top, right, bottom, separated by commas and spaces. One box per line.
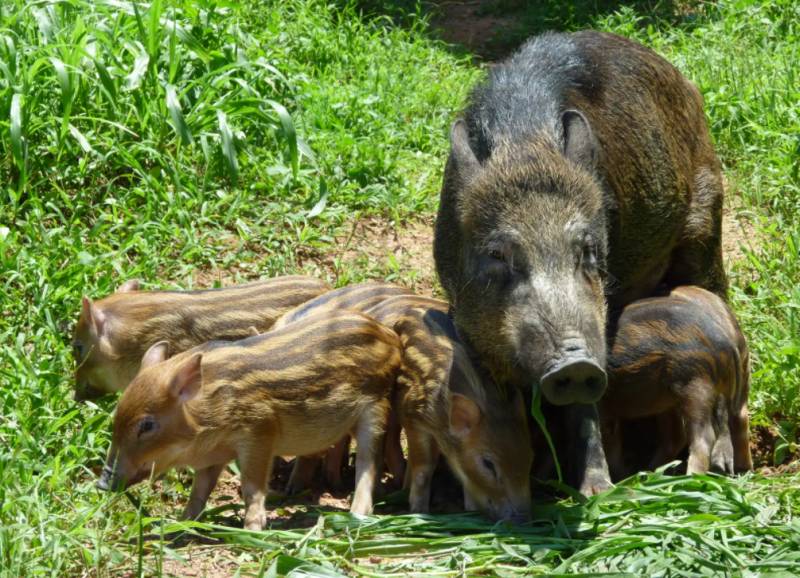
138, 417, 157, 437
481, 456, 498, 480
489, 248, 506, 262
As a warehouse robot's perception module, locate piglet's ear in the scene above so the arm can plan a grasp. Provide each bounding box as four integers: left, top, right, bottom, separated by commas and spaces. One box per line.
117, 279, 141, 293
141, 341, 169, 369
449, 393, 482, 439
82, 297, 107, 336
169, 353, 203, 404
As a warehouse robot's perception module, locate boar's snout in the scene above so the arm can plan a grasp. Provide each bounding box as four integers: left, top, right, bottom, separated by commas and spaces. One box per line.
540, 357, 606, 405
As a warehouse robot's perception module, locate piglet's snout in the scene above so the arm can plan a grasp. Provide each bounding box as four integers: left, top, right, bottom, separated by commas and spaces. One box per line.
96, 463, 115, 491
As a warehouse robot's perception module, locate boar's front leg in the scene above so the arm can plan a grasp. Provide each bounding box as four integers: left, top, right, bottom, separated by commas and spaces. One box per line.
350, 401, 389, 515
240, 444, 275, 531
183, 463, 225, 521
564, 403, 612, 496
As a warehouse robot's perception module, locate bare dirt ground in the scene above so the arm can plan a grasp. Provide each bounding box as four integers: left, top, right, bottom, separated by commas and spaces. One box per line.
429, 0, 517, 58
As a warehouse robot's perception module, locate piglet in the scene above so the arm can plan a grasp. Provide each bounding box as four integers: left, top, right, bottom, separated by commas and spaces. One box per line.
601, 286, 752, 477
97, 310, 402, 530
369, 295, 533, 522
73, 276, 329, 400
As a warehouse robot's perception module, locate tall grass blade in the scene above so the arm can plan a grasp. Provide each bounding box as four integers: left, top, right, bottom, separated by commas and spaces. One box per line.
165, 85, 192, 145
10, 93, 24, 169
265, 99, 299, 178
217, 109, 238, 183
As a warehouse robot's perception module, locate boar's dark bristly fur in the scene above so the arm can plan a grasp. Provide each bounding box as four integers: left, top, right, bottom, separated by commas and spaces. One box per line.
435, 30, 728, 495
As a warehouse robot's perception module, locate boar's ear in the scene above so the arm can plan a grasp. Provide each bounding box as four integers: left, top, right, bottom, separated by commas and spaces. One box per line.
449, 119, 481, 184
169, 353, 203, 404
82, 297, 107, 336
141, 341, 169, 369
449, 393, 483, 439
561, 110, 598, 172
117, 279, 141, 293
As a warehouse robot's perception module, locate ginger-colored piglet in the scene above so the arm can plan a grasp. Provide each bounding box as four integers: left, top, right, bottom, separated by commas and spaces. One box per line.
368, 296, 532, 522
274, 282, 412, 490
72, 276, 328, 400
601, 286, 751, 477
272, 281, 411, 330
97, 310, 402, 529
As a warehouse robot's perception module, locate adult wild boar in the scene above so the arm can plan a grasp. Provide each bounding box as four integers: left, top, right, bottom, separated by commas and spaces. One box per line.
434, 31, 727, 494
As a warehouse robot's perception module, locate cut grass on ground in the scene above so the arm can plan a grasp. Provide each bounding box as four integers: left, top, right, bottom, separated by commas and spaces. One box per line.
1, 0, 799, 575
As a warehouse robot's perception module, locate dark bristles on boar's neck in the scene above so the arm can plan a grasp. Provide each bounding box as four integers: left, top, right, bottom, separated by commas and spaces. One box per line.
100, 277, 327, 358
157, 312, 400, 429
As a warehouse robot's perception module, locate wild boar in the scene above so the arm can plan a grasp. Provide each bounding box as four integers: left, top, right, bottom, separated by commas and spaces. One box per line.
72, 276, 329, 400
368, 295, 532, 522
97, 310, 402, 529
434, 31, 728, 494
601, 286, 751, 477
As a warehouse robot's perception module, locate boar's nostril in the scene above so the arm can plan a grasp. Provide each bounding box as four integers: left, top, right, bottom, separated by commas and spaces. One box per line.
540, 358, 607, 405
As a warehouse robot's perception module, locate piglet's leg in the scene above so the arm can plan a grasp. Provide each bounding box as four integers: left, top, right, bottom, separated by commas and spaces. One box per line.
649, 410, 687, 471
685, 379, 716, 475
286, 456, 319, 495
710, 396, 734, 474
405, 424, 439, 513
324, 436, 351, 489
240, 446, 275, 531
182, 463, 225, 521
350, 401, 388, 515
383, 412, 406, 487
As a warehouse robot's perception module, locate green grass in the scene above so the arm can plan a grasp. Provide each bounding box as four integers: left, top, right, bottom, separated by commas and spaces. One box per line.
1, 0, 799, 575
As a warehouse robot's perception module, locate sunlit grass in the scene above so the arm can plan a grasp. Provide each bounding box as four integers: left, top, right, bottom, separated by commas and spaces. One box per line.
1, 0, 798, 575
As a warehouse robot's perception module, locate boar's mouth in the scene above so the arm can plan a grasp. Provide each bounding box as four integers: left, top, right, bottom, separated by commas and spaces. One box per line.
539, 356, 607, 405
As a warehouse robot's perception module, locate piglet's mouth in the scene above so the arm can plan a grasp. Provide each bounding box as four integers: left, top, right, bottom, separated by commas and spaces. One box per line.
97, 465, 152, 492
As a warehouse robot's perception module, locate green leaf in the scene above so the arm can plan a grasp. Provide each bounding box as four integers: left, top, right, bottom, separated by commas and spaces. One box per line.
125, 43, 149, 91
10, 93, 24, 168
531, 385, 562, 483
265, 99, 299, 178
68, 124, 95, 155
217, 110, 238, 183
165, 85, 193, 145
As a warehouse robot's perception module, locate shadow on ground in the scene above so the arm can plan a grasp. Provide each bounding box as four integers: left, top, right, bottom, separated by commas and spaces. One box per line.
337, 0, 710, 59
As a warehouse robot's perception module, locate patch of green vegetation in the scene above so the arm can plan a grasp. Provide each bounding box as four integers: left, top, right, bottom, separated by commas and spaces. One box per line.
1, 0, 798, 575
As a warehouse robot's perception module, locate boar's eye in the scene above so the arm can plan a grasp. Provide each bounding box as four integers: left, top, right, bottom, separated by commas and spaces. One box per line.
137, 416, 157, 437
72, 341, 84, 361
577, 236, 598, 272
583, 241, 598, 270
489, 248, 506, 262
481, 456, 498, 481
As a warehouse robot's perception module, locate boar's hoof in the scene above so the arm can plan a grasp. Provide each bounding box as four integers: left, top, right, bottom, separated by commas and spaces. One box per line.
579, 469, 613, 497
540, 359, 607, 405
